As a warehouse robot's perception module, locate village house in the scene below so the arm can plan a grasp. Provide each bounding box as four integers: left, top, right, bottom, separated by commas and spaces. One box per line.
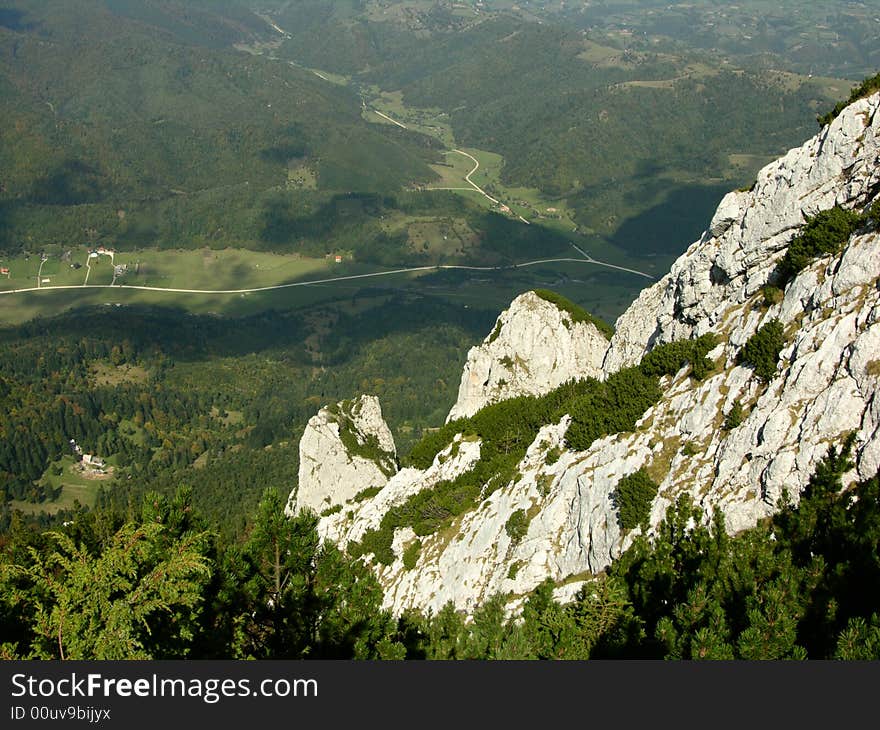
82, 454, 105, 469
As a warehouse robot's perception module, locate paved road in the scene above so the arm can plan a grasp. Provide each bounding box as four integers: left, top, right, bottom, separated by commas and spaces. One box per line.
431, 150, 530, 225
0, 256, 654, 298
568, 243, 653, 279
371, 109, 408, 129
452, 149, 500, 205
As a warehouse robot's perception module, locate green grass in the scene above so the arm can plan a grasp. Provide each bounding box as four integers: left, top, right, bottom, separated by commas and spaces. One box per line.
0, 228, 665, 327
0, 246, 351, 323
0, 247, 335, 292
427, 151, 476, 189
532, 288, 614, 339
10, 456, 102, 515
368, 89, 457, 147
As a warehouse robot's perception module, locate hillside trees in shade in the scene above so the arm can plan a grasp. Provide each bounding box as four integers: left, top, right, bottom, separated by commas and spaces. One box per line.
0, 297, 488, 524
226, 488, 400, 659
0, 491, 212, 660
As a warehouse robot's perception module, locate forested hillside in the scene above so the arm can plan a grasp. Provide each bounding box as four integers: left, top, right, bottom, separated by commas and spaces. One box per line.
0, 0, 441, 253
0, 294, 492, 539
0, 0, 858, 264
259, 0, 851, 255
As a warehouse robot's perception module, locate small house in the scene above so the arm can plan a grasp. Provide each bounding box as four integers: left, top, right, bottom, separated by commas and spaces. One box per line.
83, 454, 105, 468
334, 255, 343, 263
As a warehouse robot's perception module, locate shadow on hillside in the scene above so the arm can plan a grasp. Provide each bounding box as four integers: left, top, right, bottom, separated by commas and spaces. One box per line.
29, 159, 110, 206
1, 293, 495, 366
610, 182, 731, 256
0, 9, 38, 32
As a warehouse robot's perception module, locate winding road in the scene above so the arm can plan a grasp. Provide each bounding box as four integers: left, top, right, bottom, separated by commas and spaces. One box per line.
431, 150, 531, 225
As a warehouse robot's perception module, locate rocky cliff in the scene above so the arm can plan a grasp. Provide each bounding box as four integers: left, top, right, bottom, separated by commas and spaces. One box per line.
288, 394, 397, 516
290, 92, 880, 616
447, 290, 609, 421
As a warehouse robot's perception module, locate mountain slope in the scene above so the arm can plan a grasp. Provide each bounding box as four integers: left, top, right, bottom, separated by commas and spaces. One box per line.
0, 0, 440, 252
260, 1, 849, 256
291, 90, 880, 615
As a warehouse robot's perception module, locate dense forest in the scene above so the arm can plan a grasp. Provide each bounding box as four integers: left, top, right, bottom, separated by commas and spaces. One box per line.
0, 0, 441, 254
0, 293, 493, 541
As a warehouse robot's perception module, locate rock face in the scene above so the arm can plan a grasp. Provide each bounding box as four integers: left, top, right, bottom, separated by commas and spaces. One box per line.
446, 290, 609, 422
289, 395, 397, 516
301, 92, 880, 616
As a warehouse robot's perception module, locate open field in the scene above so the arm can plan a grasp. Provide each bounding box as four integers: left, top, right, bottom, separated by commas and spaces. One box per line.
10, 456, 105, 515
424, 148, 580, 231
365, 88, 457, 147
0, 242, 664, 328
0, 247, 335, 293
427, 151, 476, 188
90, 362, 151, 387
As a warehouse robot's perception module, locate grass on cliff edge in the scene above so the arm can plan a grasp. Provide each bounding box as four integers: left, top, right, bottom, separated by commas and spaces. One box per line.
532, 289, 614, 339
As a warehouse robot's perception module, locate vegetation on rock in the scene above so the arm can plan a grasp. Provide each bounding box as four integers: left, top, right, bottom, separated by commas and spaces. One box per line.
737, 320, 786, 381
532, 290, 614, 339
818, 72, 880, 126
775, 206, 864, 284
615, 469, 660, 531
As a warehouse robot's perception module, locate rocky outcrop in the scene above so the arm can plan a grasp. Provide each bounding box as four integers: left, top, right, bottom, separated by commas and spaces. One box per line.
305, 92, 880, 615
447, 290, 609, 422
603, 93, 880, 372
288, 395, 397, 516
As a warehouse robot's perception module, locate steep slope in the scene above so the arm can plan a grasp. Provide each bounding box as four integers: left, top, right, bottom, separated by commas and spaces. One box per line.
446, 290, 610, 422
292, 91, 880, 615
604, 93, 880, 371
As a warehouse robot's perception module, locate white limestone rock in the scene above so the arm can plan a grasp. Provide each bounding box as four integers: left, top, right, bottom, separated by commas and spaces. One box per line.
447, 290, 609, 422
288, 394, 397, 516
363, 226, 880, 613
319, 433, 483, 548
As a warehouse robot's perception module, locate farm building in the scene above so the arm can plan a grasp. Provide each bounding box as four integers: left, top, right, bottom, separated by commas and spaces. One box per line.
82, 454, 105, 468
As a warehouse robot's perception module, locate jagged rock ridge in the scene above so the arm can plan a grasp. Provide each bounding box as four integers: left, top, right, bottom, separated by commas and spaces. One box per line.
447, 290, 609, 421
290, 92, 880, 615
